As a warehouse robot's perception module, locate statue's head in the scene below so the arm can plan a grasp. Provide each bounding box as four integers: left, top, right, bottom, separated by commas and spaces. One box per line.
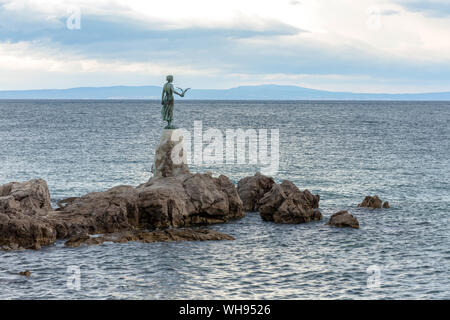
166, 75, 173, 82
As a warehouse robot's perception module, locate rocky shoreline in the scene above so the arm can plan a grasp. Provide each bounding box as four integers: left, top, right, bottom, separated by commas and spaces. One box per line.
0, 130, 389, 251
0, 173, 243, 250
0, 172, 390, 251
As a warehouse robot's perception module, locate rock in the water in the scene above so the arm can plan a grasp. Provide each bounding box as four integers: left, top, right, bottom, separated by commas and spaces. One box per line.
55, 173, 244, 232
1, 174, 244, 251
0, 180, 57, 250
50, 185, 140, 238
64, 233, 105, 247
154, 129, 190, 178
2, 128, 244, 251
358, 195, 389, 209
0, 211, 56, 250
258, 180, 321, 223
327, 211, 359, 229
138, 173, 244, 228
237, 173, 275, 211
19, 270, 31, 276
64, 229, 234, 247
0, 179, 51, 213
382, 201, 390, 208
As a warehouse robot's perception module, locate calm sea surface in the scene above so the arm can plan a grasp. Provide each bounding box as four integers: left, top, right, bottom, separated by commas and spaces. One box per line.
0, 100, 449, 299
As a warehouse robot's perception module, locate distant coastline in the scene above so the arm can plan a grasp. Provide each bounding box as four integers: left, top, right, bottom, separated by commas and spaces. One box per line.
1, 85, 449, 101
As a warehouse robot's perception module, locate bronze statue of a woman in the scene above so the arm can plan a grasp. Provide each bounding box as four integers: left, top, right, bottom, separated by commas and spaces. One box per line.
161, 75, 190, 129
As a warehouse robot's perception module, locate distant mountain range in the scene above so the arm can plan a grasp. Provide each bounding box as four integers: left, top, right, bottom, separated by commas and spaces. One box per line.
0, 85, 449, 100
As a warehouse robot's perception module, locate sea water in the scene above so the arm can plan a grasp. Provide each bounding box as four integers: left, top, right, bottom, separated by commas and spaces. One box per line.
0, 100, 449, 299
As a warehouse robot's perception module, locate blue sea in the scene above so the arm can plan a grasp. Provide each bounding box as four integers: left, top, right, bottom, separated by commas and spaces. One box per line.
0, 100, 449, 299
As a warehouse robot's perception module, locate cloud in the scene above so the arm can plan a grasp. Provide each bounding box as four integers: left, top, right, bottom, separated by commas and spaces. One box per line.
0, 0, 303, 44
0, 0, 449, 92
0, 0, 306, 74
380, 9, 401, 16
394, 0, 450, 17
0, 2, 304, 63
0, 41, 219, 75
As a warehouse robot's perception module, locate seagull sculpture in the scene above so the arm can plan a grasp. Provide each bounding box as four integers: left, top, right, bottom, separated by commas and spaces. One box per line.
176, 87, 191, 97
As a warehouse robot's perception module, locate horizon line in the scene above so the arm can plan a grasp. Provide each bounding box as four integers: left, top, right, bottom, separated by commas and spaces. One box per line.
1, 84, 450, 95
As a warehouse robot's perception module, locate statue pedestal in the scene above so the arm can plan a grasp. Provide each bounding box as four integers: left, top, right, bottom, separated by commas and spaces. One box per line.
153, 129, 190, 178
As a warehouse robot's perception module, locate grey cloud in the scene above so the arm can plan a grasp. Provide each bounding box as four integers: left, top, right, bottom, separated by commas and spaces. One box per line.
0, 7, 304, 44
0, 1, 449, 90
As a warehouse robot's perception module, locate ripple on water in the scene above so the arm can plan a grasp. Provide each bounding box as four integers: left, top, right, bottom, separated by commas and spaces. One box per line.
0, 100, 449, 299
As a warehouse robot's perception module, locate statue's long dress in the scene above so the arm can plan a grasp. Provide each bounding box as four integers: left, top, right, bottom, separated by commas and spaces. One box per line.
161, 97, 174, 122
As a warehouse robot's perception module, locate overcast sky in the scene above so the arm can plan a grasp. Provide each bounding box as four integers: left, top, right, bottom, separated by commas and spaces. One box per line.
1, 0, 449, 93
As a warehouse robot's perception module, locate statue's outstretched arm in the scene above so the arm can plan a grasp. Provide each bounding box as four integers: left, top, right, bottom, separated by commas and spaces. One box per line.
173, 88, 184, 97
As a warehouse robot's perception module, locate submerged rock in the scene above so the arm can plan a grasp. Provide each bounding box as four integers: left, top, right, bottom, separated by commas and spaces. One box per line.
64, 233, 105, 247
358, 195, 389, 209
65, 229, 234, 248
258, 180, 321, 224
237, 173, 275, 212
19, 270, 31, 277
327, 211, 359, 229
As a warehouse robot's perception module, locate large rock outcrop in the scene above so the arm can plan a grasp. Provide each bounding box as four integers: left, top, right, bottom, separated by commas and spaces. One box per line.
153, 129, 190, 178
237, 173, 275, 212
358, 195, 389, 209
0, 173, 243, 250
258, 180, 322, 223
0, 180, 56, 250
327, 211, 359, 229
50, 185, 140, 238
55, 172, 243, 235
0, 179, 51, 213
138, 173, 244, 228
